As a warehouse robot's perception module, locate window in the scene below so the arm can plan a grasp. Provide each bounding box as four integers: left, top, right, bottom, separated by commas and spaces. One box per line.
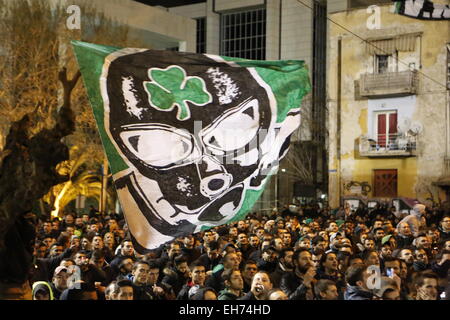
220, 7, 266, 59
374, 111, 397, 148
196, 17, 206, 54
376, 55, 389, 74
373, 169, 397, 197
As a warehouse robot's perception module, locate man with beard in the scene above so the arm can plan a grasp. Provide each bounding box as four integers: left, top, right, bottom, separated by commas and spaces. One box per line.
271, 248, 294, 288
373, 227, 385, 249
379, 242, 393, 270
115, 258, 134, 281
412, 248, 430, 272
72, 251, 106, 287
316, 252, 346, 299
280, 248, 316, 300
248, 234, 260, 253
396, 248, 415, 268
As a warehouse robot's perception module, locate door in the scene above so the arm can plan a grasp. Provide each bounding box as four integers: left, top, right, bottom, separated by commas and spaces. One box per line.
376, 111, 397, 147
373, 169, 397, 197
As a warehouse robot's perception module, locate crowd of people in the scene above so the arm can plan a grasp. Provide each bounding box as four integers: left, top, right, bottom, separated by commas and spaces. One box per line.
16, 201, 450, 300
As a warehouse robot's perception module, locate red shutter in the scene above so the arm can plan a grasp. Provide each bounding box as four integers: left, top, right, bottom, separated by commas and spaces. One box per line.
389, 113, 397, 144
377, 114, 386, 147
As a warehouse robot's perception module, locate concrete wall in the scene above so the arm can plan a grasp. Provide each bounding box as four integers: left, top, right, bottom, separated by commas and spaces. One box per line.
327, 4, 450, 207
53, 0, 197, 51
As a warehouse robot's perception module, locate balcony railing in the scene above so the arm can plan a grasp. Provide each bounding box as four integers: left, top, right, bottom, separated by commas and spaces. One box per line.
359, 133, 417, 157
359, 70, 418, 97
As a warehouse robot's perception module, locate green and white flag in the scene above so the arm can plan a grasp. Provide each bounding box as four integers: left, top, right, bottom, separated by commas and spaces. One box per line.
72, 41, 310, 252
393, 0, 450, 20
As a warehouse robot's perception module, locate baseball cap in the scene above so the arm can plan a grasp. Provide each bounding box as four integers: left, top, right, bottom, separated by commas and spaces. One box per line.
54, 266, 68, 275
330, 232, 342, 243
381, 235, 393, 246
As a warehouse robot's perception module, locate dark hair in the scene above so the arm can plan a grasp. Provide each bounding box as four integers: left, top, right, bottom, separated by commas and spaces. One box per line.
190, 287, 217, 300
373, 227, 384, 233
132, 260, 150, 271
312, 235, 325, 246
242, 259, 257, 268
292, 248, 311, 263
414, 271, 438, 287
90, 249, 105, 261
206, 241, 219, 251
319, 251, 337, 270
314, 279, 336, 299
120, 238, 133, 246
174, 255, 188, 266
117, 279, 133, 288
222, 268, 240, 285
361, 249, 377, 262
146, 260, 161, 270
345, 264, 367, 286
190, 260, 206, 270
383, 256, 401, 264
279, 247, 294, 260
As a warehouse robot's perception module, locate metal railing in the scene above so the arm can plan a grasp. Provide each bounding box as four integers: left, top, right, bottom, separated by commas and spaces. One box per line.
366, 133, 417, 152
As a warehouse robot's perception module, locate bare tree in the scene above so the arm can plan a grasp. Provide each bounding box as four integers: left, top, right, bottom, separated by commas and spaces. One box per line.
283, 93, 315, 185
0, 0, 145, 243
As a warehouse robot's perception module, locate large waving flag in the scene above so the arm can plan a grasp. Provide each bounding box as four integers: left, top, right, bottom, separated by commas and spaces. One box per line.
393, 0, 450, 20
72, 41, 310, 253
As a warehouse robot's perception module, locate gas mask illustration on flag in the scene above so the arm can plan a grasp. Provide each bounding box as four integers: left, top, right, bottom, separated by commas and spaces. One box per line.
73, 41, 310, 252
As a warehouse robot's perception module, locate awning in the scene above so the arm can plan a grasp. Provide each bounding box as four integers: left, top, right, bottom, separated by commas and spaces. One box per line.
366, 33, 421, 55
433, 177, 450, 187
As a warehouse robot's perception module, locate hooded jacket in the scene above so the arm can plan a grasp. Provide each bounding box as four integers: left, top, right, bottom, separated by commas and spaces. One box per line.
32, 281, 54, 300
218, 288, 242, 300
344, 285, 373, 300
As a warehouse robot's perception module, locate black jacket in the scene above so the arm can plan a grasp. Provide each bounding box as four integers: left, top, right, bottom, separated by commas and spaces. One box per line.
257, 258, 277, 273
162, 268, 189, 295
270, 263, 291, 288
205, 269, 225, 293
279, 271, 310, 300
237, 291, 257, 300
196, 253, 220, 271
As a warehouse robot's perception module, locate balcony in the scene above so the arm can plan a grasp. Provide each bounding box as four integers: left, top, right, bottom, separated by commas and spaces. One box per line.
359, 70, 418, 98
359, 133, 417, 158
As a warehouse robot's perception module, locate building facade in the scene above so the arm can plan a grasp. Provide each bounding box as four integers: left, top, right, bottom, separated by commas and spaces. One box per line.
327, 1, 450, 209
162, 0, 328, 211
